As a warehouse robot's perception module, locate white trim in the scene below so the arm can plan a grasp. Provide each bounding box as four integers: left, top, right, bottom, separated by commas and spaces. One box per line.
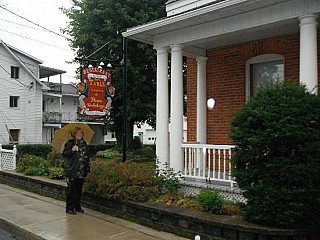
245, 54, 284, 101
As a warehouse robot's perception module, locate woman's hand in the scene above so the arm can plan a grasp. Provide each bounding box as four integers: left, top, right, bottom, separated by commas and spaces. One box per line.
72, 145, 79, 152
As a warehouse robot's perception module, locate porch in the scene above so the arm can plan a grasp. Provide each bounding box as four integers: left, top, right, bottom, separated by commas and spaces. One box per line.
180, 143, 246, 203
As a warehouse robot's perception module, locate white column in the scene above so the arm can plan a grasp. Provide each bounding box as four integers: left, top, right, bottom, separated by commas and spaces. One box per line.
156, 48, 169, 170
196, 57, 207, 144
299, 14, 318, 94
170, 45, 184, 172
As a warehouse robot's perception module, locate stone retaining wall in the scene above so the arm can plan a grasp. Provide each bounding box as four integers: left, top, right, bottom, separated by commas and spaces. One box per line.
0, 171, 317, 240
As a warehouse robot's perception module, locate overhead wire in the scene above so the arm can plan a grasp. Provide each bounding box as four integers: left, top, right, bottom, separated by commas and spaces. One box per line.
0, 5, 72, 41
0, 50, 77, 83
0, 28, 72, 51
0, 18, 46, 31
0, 5, 78, 83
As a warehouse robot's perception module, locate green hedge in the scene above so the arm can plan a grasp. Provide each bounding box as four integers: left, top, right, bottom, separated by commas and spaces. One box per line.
230, 82, 320, 229
1, 144, 114, 159
2, 144, 52, 159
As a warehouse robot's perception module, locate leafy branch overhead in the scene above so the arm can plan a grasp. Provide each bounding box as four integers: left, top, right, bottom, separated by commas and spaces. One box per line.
61, 0, 167, 144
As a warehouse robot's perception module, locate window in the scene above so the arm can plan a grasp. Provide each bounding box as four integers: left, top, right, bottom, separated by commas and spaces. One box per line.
9, 96, 19, 108
246, 54, 284, 99
11, 66, 20, 79
9, 129, 20, 143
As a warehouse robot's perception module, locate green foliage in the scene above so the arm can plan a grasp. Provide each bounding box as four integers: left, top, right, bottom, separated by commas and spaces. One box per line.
16, 154, 65, 179
16, 154, 48, 174
196, 189, 224, 214
18, 144, 52, 159
24, 166, 46, 176
62, 0, 167, 145
230, 82, 320, 228
96, 148, 122, 160
87, 144, 114, 158
156, 168, 182, 193
156, 193, 202, 210
85, 158, 161, 201
130, 136, 143, 151
48, 167, 65, 180
46, 152, 64, 168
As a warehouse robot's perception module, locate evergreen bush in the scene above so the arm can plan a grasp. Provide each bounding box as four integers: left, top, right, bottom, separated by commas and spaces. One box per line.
230, 82, 320, 228
196, 189, 224, 214
16, 144, 52, 159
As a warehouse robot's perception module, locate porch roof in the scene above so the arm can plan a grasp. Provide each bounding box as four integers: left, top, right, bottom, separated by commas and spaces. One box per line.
123, 0, 320, 56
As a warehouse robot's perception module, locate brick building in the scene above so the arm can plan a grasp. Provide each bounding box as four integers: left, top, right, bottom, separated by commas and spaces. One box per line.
124, 0, 320, 176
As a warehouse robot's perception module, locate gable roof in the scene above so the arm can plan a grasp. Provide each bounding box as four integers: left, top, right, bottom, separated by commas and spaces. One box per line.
1, 41, 43, 64
0, 39, 66, 90
0, 40, 49, 90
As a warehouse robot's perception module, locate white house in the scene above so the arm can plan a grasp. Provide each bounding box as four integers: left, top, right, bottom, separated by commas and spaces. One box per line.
133, 116, 188, 145
0, 40, 105, 145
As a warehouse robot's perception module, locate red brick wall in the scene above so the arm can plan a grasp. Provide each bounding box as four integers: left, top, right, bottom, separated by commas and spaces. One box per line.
187, 31, 320, 145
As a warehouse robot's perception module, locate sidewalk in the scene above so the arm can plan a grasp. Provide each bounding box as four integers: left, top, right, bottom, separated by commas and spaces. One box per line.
0, 184, 190, 240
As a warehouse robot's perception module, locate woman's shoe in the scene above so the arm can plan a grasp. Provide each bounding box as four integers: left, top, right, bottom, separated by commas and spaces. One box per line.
75, 208, 84, 213
66, 209, 77, 214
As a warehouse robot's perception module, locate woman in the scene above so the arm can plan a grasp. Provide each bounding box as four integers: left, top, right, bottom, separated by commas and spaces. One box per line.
63, 127, 90, 214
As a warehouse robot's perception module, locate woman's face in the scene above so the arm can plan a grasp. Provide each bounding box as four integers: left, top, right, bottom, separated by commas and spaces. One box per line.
75, 130, 83, 140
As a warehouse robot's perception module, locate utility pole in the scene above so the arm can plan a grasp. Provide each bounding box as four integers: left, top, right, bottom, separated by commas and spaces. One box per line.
122, 36, 127, 162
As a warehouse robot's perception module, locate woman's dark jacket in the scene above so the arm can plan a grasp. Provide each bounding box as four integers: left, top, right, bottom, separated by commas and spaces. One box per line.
62, 138, 90, 179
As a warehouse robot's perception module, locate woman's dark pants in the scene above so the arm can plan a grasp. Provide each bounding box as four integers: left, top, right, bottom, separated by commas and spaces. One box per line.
66, 178, 84, 211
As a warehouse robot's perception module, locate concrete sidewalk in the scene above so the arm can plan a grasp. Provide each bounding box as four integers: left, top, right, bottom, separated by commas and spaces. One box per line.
0, 184, 190, 240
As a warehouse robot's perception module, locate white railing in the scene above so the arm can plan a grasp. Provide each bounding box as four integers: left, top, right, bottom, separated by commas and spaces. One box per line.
182, 143, 236, 187
0, 144, 17, 171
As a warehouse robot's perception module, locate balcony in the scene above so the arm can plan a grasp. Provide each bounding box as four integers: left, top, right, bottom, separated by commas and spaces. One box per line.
42, 82, 62, 94
42, 112, 62, 124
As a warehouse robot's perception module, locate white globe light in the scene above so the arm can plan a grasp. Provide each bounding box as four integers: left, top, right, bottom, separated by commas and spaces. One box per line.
207, 98, 215, 109
195, 235, 201, 240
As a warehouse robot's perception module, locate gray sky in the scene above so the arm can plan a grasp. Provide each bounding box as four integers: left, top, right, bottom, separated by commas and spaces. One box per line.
0, 0, 78, 83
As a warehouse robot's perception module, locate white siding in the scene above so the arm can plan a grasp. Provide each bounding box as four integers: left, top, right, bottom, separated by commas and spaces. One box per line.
0, 44, 42, 144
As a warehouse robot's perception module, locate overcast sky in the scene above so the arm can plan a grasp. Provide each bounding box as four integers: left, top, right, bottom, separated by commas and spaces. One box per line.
0, 0, 78, 83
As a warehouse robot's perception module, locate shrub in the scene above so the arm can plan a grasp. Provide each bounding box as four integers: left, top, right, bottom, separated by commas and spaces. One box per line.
96, 148, 122, 160
24, 166, 45, 176
46, 152, 64, 168
87, 144, 114, 158
85, 158, 161, 201
16, 144, 52, 159
196, 189, 224, 214
48, 167, 64, 180
129, 136, 143, 151
230, 82, 320, 228
157, 168, 182, 193
156, 193, 202, 210
16, 154, 48, 175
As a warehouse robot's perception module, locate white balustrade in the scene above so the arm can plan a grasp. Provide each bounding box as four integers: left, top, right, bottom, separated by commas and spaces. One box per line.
181, 143, 236, 187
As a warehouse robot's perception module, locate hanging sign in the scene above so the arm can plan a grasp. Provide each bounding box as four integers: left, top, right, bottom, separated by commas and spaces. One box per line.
77, 67, 115, 118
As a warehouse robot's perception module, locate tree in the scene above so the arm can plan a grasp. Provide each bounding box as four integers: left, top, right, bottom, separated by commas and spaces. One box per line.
230, 82, 320, 228
62, 0, 166, 147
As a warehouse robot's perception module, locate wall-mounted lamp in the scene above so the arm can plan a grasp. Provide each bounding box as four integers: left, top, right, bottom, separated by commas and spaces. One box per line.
207, 98, 215, 110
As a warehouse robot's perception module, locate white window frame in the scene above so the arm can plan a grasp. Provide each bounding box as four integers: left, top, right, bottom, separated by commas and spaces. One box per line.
9, 96, 20, 108
11, 66, 20, 79
246, 54, 284, 101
